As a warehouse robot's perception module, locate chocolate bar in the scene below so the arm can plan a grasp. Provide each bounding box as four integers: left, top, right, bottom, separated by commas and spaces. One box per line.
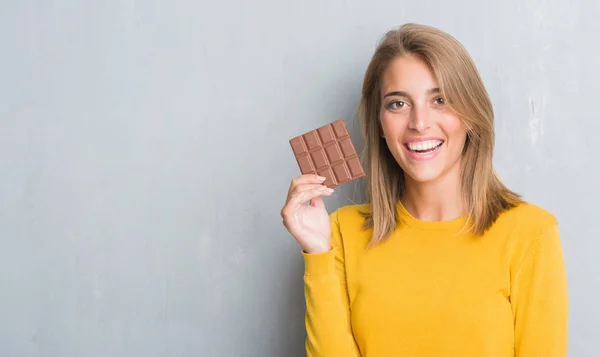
289, 119, 365, 188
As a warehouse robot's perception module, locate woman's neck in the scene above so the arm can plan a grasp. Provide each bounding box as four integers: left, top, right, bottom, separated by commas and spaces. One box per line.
401, 171, 465, 222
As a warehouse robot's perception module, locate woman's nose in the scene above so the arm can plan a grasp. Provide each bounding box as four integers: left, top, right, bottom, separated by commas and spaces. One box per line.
408, 105, 431, 132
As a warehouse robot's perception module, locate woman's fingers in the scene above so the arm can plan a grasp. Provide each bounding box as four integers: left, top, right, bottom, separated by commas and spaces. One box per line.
287, 174, 326, 195
281, 185, 333, 218
287, 183, 327, 200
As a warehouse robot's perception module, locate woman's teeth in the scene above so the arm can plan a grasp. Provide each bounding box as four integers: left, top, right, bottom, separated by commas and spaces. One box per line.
406, 140, 443, 153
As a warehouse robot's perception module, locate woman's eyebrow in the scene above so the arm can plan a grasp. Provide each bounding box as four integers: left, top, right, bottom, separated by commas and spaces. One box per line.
383, 90, 410, 99
383, 88, 440, 98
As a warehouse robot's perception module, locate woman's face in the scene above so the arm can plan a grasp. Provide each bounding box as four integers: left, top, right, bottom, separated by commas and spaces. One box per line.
379, 55, 467, 185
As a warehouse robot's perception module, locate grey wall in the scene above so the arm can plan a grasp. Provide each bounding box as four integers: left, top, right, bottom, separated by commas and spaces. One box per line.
1, 0, 598, 356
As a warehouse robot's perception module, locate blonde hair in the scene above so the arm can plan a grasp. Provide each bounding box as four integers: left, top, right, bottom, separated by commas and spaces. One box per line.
359, 23, 522, 246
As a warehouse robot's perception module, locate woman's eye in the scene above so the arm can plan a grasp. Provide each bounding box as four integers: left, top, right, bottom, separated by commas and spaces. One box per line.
434, 97, 445, 105
387, 100, 405, 109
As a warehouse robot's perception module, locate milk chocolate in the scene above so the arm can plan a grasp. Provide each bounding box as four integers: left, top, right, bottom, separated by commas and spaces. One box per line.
289, 119, 365, 188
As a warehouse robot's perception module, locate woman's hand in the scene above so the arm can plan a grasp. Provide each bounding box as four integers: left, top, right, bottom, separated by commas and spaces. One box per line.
281, 174, 334, 254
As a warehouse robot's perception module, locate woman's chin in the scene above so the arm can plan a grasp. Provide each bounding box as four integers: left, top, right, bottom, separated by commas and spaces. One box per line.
403, 168, 443, 184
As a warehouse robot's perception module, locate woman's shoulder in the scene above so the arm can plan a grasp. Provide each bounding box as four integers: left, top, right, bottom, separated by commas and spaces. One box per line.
329, 203, 372, 242
330, 203, 371, 226
493, 200, 558, 237
492, 202, 563, 275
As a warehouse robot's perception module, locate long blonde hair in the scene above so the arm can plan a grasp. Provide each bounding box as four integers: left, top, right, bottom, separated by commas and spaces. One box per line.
359, 23, 522, 246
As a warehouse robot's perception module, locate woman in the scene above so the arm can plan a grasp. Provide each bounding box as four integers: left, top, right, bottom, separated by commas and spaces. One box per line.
280, 23, 568, 356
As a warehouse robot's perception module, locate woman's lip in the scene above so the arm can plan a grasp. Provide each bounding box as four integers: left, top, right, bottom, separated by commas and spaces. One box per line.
403, 137, 444, 144
403, 142, 443, 161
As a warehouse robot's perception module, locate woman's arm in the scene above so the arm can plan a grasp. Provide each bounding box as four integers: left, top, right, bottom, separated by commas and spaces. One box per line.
511, 224, 568, 356
302, 209, 361, 357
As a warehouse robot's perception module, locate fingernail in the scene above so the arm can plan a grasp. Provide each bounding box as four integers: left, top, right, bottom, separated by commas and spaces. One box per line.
326, 188, 334, 193
318, 176, 326, 181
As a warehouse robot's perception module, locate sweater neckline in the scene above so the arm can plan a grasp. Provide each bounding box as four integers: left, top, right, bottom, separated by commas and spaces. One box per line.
396, 200, 469, 232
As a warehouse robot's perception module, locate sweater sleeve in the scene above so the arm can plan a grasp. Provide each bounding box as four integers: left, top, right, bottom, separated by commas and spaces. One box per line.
302, 209, 361, 357
511, 224, 568, 356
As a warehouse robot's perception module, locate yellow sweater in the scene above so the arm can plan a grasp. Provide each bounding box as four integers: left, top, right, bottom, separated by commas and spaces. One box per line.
302, 201, 568, 357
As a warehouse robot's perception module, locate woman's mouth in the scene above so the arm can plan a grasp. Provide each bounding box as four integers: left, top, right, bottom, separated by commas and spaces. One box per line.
404, 140, 444, 154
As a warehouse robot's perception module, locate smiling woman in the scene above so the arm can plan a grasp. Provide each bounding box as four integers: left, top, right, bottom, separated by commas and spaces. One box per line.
380, 55, 467, 195
280, 23, 568, 357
